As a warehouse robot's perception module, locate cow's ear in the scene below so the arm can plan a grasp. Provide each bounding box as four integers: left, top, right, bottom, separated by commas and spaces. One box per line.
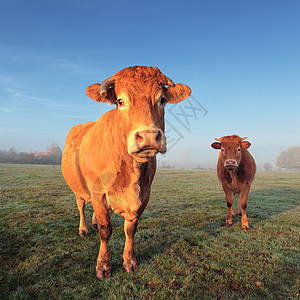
211, 142, 221, 149
164, 84, 191, 104
86, 83, 116, 104
241, 141, 251, 149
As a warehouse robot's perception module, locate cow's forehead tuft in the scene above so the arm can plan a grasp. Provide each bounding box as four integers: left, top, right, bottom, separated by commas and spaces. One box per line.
218, 135, 244, 143
113, 66, 162, 80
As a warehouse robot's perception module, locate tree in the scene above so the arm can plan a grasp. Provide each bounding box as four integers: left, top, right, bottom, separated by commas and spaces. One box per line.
48, 143, 62, 157
47, 143, 62, 165
263, 162, 272, 171
8, 148, 16, 163
194, 165, 203, 170
276, 146, 300, 170
22, 153, 35, 164
0, 150, 8, 163
160, 161, 173, 169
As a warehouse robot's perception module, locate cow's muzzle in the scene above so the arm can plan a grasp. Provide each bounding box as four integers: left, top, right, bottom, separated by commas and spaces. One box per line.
128, 127, 166, 161
224, 159, 238, 170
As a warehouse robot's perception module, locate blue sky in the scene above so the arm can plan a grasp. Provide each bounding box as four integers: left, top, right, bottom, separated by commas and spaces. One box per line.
0, 0, 299, 168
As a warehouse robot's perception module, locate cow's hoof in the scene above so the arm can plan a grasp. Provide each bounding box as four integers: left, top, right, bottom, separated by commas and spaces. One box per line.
96, 260, 111, 279
96, 268, 111, 279
225, 220, 233, 227
123, 260, 138, 273
221, 223, 232, 227
79, 229, 89, 237
96, 262, 111, 279
242, 226, 250, 232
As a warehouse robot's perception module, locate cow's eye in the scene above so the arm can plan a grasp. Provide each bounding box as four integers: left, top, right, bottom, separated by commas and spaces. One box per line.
237, 147, 241, 151
160, 97, 167, 106
117, 99, 124, 106
221, 148, 225, 152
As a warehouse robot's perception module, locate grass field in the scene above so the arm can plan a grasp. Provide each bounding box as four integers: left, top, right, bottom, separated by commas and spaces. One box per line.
0, 164, 299, 299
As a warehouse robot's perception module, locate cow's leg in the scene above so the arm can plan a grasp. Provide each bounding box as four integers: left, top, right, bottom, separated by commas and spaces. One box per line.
76, 195, 89, 237
123, 218, 139, 273
222, 185, 234, 226
231, 202, 235, 218
93, 198, 112, 279
92, 212, 98, 231
95, 213, 112, 278
239, 185, 251, 231
236, 193, 242, 215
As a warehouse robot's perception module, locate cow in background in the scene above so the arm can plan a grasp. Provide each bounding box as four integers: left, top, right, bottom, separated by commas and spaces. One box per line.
211, 135, 256, 231
61, 66, 191, 278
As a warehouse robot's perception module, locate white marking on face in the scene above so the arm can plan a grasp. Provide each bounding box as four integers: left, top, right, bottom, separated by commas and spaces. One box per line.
224, 159, 238, 167
127, 126, 166, 156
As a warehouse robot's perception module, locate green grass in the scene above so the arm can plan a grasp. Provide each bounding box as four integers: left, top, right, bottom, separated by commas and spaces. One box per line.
0, 164, 299, 299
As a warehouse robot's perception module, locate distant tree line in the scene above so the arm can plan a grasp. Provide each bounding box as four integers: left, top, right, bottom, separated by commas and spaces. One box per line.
263, 162, 272, 171
1, 144, 299, 169
159, 161, 174, 169
276, 146, 300, 170
0, 143, 62, 165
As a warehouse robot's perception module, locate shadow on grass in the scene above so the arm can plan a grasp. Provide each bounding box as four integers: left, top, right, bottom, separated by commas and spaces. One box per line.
248, 187, 299, 215
201, 187, 299, 236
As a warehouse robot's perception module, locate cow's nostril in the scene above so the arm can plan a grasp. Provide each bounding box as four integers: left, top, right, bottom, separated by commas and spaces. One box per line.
156, 131, 162, 144
135, 132, 144, 145
225, 159, 237, 167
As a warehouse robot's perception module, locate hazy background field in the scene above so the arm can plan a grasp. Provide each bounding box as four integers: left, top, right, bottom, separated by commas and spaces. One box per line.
0, 164, 299, 299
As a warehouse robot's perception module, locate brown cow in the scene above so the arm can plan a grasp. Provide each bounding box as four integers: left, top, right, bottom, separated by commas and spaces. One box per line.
211, 135, 256, 231
61, 66, 191, 278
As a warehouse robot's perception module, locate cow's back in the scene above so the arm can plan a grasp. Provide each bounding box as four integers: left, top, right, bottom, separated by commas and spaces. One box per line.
63, 121, 95, 154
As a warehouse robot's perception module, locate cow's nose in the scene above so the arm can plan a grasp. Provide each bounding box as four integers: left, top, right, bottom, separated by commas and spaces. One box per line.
135, 129, 162, 150
224, 159, 238, 168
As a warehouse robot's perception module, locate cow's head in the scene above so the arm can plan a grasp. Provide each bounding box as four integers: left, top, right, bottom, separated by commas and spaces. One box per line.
211, 135, 251, 170
86, 66, 191, 163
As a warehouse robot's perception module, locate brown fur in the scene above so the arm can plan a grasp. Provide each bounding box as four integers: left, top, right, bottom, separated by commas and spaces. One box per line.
211, 135, 256, 231
61, 66, 191, 278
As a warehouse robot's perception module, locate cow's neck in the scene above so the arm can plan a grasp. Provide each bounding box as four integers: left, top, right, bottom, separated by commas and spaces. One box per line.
224, 160, 245, 185
123, 157, 152, 185
94, 109, 154, 188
